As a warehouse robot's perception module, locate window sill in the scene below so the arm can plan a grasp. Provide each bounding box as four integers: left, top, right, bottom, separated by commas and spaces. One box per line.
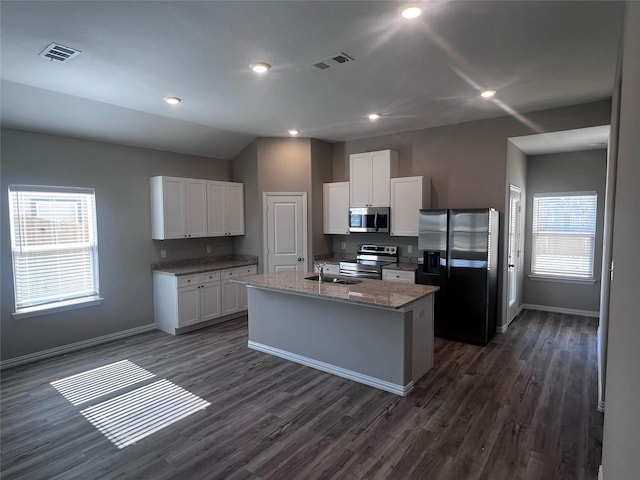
528, 274, 596, 285
13, 296, 104, 320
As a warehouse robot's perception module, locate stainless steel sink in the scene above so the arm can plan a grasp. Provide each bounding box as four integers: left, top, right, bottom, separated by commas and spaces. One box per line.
304, 275, 361, 285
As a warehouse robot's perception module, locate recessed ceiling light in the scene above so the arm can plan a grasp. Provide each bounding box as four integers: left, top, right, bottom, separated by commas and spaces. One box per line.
481, 89, 496, 98
288, 129, 299, 136
400, 5, 422, 19
251, 62, 271, 74
368, 113, 381, 121
163, 96, 182, 105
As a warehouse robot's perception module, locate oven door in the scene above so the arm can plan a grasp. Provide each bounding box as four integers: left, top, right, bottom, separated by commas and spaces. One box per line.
339, 260, 382, 279
349, 207, 389, 233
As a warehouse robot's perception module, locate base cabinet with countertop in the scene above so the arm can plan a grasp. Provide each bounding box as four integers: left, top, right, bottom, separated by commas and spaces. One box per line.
177, 272, 221, 327
153, 263, 257, 335
236, 271, 438, 395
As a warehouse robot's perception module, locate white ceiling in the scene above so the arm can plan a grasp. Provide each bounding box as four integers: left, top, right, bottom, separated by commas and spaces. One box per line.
0, 1, 624, 160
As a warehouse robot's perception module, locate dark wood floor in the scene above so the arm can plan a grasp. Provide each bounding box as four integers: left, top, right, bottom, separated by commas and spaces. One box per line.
1, 309, 602, 480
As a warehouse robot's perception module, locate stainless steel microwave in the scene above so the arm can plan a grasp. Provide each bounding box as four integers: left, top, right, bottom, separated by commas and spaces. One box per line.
349, 207, 390, 233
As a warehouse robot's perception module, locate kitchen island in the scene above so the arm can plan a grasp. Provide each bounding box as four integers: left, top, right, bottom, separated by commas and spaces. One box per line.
233, 271, 439, 396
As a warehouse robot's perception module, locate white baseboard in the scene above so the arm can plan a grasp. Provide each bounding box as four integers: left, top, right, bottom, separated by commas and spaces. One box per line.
521, 304, 599, 318
497, 305, 523, 333
248, 341, 413, 396
0, 324, 156, 370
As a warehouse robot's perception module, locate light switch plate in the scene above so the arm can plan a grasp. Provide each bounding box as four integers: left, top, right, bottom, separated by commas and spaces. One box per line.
206, 245, 212, 254
408, 245, 413, 254
160, 248, 167, 258
341, 242, 346, 250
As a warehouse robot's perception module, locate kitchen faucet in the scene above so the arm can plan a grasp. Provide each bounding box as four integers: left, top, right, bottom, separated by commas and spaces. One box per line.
318, 262, 326, 282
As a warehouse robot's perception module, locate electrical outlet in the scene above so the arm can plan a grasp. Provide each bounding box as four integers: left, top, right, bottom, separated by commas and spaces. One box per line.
160, 248, 167, 258
206, 245, 212, 254
408, 245, 413, 254
341, 242, 346, 250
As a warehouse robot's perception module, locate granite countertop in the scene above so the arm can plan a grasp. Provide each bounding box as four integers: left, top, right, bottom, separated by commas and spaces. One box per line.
314, 259, 418, 272
232, 271, 439, 310
382, 262, 418, 272
152, 255, 257, 276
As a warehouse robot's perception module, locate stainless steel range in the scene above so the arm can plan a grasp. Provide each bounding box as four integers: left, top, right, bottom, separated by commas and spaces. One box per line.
339, 244, 399, 279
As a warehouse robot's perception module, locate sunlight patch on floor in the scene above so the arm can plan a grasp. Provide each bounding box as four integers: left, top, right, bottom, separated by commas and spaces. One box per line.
50, 359, 155, 405
80, 379, 210, 449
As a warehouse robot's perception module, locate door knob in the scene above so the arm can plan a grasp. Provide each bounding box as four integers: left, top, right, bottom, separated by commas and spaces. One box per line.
297, 257, 303, 262
509, 264, 515, 268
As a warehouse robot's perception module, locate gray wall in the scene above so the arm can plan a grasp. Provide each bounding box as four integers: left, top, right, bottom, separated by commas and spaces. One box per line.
231, 137, 333, 272
332, 101, 611, 210
522, 149, 607, 313
310, 138, 334, 258
231, 140, 260, 263
601, 2, 640, 478
0, 128, 233, 360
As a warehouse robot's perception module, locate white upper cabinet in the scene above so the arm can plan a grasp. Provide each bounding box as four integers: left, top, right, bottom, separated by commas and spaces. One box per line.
151, 176, 207, 239
323, 182, 350, 234
151, 176, 244, 240
206, 181, 245, 237
185, 179, 207, 237
349, 150, 398, 207
390, 176, 431, 237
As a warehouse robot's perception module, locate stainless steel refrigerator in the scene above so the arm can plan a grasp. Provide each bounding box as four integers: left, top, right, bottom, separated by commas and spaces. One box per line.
417, 208, 499, 345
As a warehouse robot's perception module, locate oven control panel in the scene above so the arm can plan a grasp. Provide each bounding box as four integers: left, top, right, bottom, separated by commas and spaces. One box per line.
359, 244, 397, 255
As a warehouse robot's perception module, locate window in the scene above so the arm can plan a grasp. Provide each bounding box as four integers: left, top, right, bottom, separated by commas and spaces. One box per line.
531, 192, 597, 280
8, 185, 101, 317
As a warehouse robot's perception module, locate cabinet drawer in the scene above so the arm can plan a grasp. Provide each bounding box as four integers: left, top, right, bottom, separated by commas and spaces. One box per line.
198, 271, 220, 283
382, 269, 415, 284
221, 265, 257, 279
177, 274, 199, 287
236, 265, 257, 276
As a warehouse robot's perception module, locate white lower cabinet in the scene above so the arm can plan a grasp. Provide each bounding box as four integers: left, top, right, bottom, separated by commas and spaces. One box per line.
314, 262, 340, 276
221, 265, 257, 316
153, 265, 256, 335
175, 272, 221, 328
382, 269, 416, 284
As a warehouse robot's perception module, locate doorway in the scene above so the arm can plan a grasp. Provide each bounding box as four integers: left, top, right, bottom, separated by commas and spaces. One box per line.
507, 184, 522, 324
263, 192, 308, 273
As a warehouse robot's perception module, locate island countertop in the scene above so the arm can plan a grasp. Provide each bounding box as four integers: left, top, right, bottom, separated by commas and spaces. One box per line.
233, 271, 439, 310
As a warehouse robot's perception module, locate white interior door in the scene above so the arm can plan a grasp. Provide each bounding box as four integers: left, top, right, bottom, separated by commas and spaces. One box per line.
507, 184, 522, 323
264, 193, 307, 273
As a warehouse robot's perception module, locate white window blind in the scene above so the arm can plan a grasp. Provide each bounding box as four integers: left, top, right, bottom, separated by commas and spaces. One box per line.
8, 185, 100, 311
531, 192, 597, 279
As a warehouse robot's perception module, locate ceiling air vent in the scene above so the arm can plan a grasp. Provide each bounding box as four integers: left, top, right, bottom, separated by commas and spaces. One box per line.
38, 42, 81, 62
312, 52, 355, 71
